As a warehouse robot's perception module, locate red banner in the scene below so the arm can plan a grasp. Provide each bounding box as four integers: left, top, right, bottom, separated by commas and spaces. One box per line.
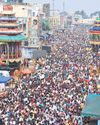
3, 5, 13, 11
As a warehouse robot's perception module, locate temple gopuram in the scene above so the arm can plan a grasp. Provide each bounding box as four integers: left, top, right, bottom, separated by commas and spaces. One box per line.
89, 18, 100, 74
0, 5, 26, 70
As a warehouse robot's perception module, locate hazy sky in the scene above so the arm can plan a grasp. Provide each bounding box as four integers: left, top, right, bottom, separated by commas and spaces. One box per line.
24, 0, 100, 15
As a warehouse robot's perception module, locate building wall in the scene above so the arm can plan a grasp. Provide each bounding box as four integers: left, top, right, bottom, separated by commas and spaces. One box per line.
12, 4, 32, 39
0, 3, 44, 46
12, 4, 32, 18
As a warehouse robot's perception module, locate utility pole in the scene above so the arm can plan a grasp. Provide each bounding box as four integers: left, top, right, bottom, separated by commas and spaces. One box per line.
52, 0, 54, 16
63, 0, 65, 12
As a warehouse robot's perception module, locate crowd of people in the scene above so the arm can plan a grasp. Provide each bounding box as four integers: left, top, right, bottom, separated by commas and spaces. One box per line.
0, 25, 99, 125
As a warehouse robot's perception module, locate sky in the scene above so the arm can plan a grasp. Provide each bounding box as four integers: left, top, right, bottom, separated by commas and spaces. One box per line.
24, 0, 100, 15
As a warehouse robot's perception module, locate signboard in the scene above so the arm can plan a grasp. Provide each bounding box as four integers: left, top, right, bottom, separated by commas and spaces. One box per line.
3, 5, 13, 11
43, 4, 50, 17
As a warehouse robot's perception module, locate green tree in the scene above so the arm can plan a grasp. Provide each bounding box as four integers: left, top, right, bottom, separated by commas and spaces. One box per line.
42, 19, 50, 31
74, 10, 88, 19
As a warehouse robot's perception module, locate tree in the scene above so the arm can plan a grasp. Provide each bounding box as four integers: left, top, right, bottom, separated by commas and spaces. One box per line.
42, 19, 50, 31
74, 10, 88, 19
90, 11, 100, 18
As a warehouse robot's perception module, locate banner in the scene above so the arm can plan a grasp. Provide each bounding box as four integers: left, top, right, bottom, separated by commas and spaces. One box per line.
43, 4, 50, 17
3, 5, 13, 11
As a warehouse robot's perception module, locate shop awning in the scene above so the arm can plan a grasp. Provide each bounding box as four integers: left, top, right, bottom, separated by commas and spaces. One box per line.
81, 93, 100, 118
1, 11, 15, 15
89, 31, 100, 35
90, 26, 100, 31
0, 34, 26, 41
0, 76, 12, 85
96, 18, 100, 21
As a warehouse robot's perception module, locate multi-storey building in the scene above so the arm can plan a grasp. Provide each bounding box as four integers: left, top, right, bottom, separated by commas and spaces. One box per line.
12, 3, 32, 41
0, 4, 25, 65
90, 18, 100, 49
89, 18, 100, 74
0, 2, 32, 43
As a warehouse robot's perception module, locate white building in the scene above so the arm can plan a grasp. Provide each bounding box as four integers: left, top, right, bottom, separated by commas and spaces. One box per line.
12, 3, 32, 40
49, 10, 60, 29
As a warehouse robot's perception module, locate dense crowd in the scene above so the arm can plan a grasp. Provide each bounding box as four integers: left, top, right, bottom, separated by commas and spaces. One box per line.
0, 25, 99, 125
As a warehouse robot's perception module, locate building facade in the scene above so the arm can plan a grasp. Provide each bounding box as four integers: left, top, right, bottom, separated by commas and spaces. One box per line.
0, 4, 25, 64
89, 18, 100, 74
0, 2, 32, 43
12, 3, 32, 41
48, 10, 60, 29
